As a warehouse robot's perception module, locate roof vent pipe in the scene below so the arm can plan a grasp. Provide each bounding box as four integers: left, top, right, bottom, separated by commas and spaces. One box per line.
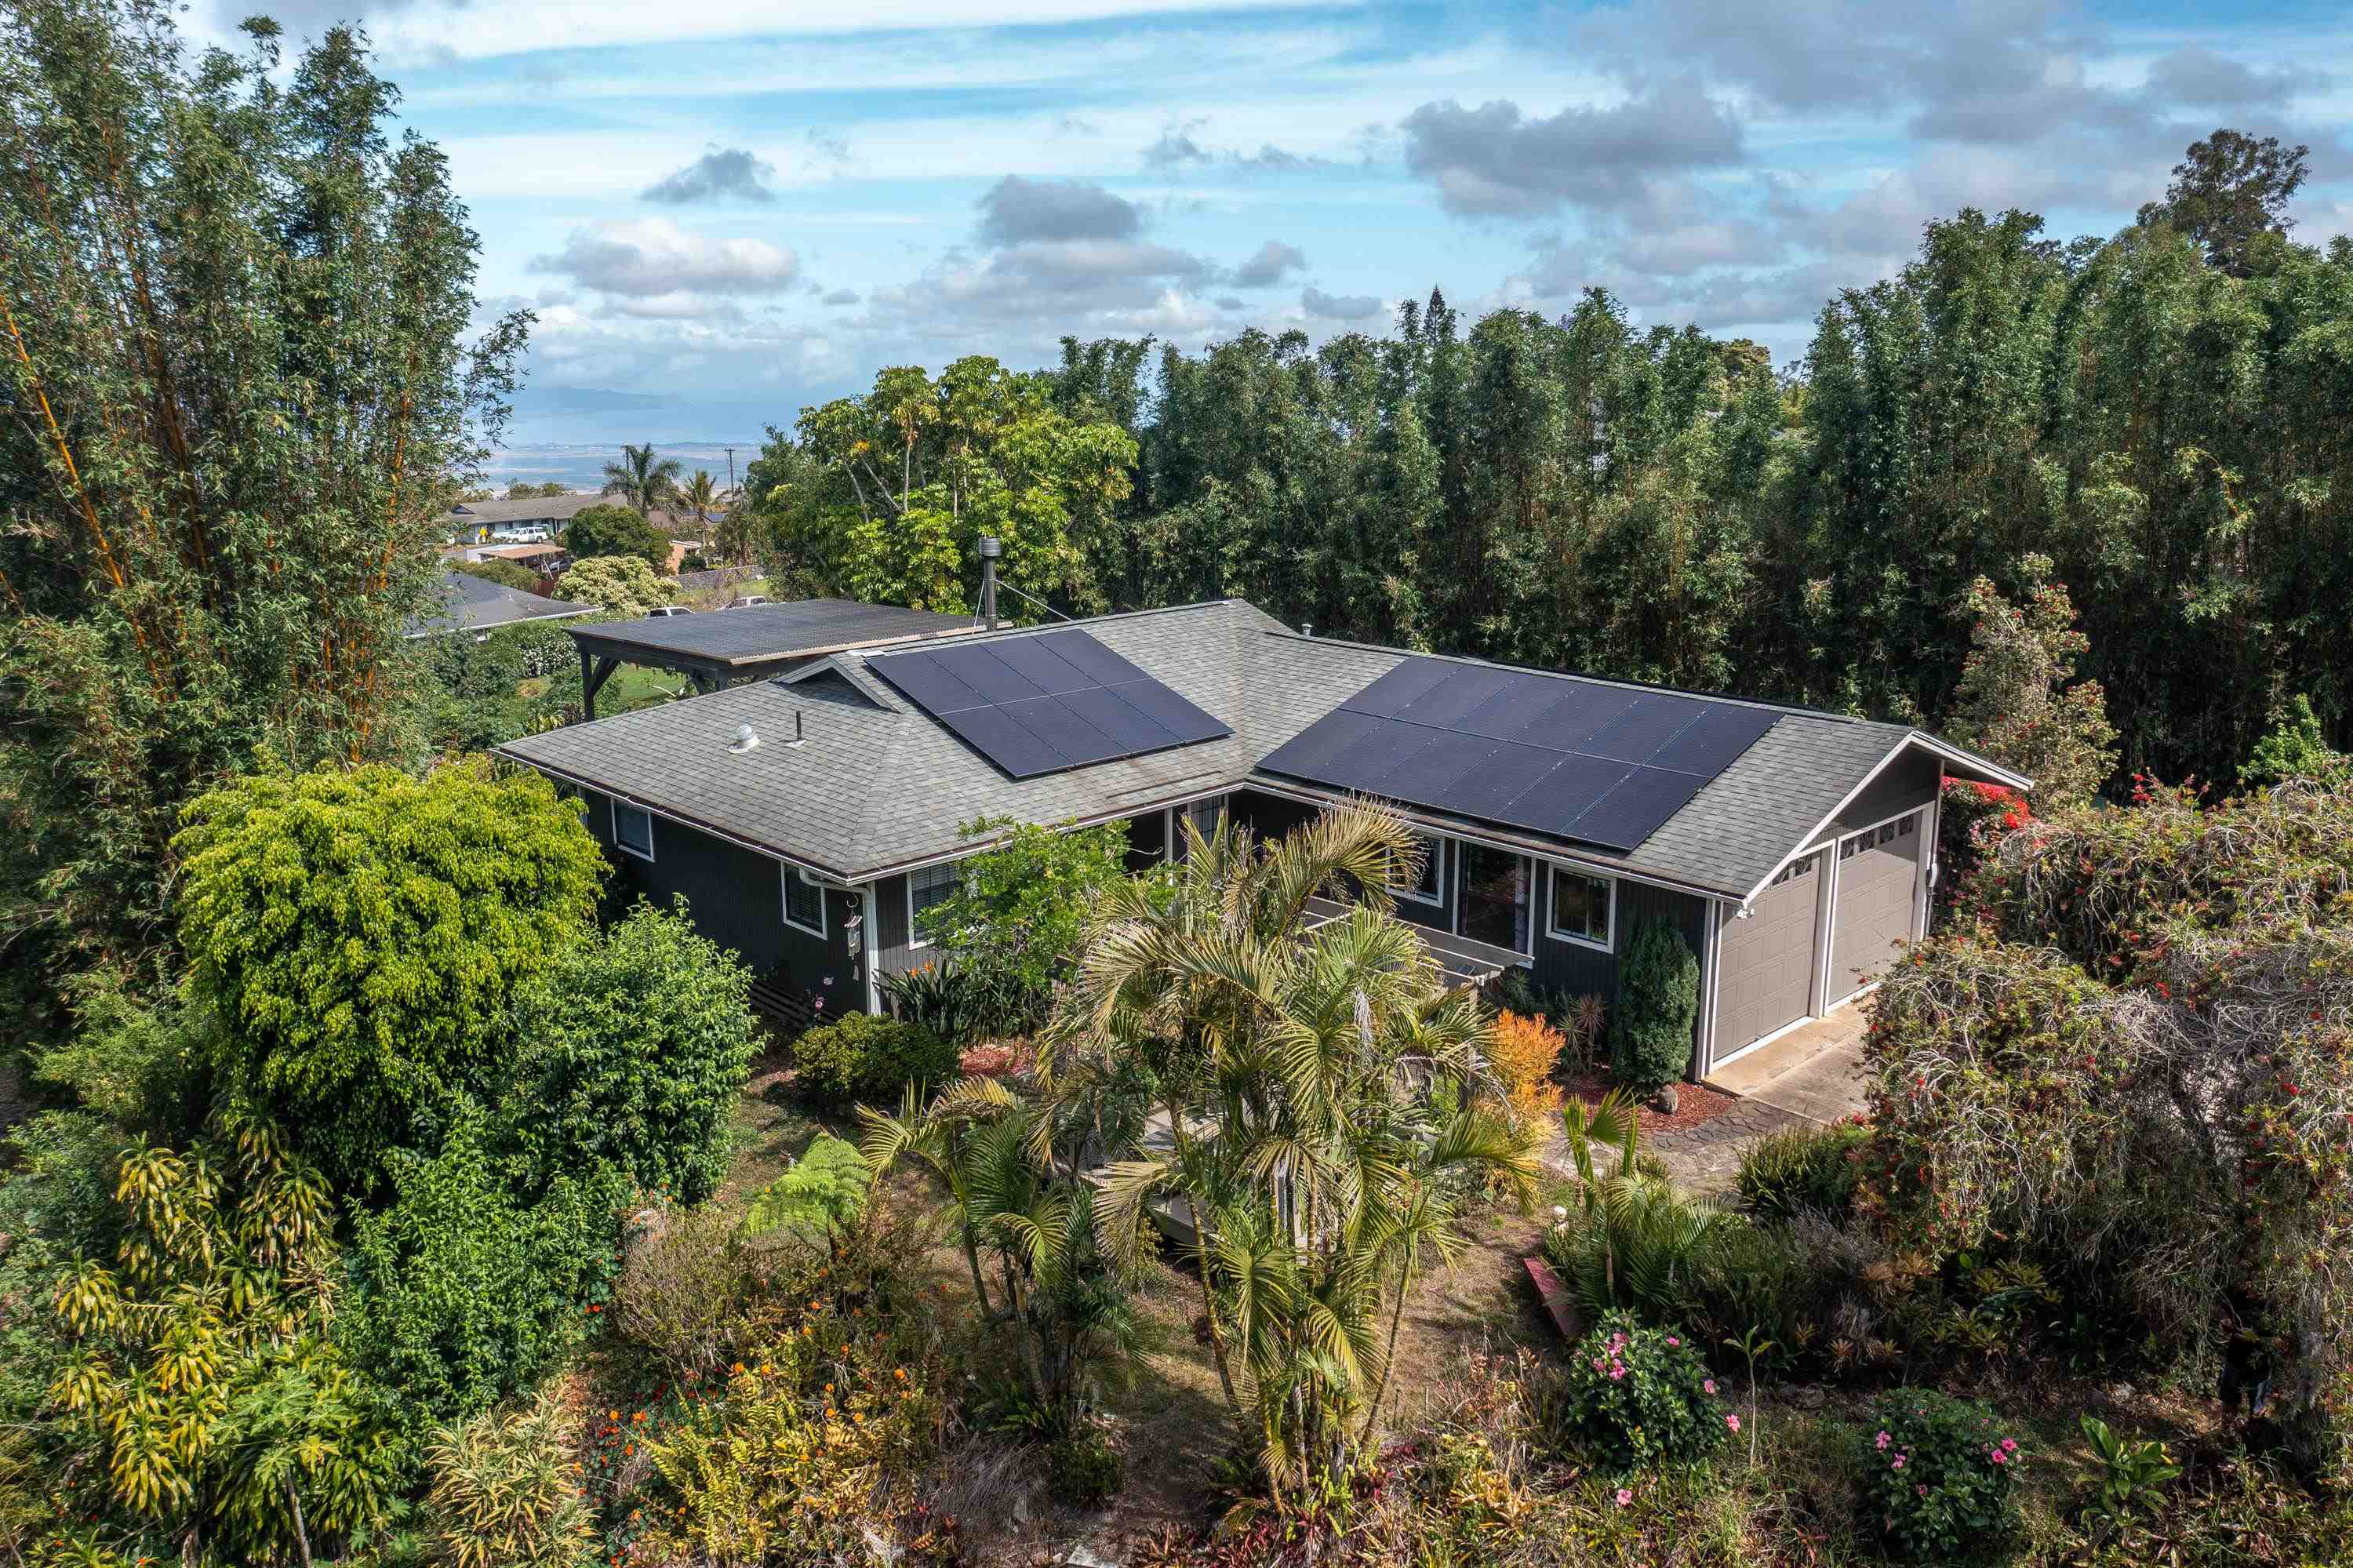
1300, 623, 1313, 638
784, 710, 806, 748
977, 535, 1002, 631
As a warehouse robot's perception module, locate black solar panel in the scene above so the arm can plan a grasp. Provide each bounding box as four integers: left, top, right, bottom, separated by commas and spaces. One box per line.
1257, 656, 1784, 853
867, 628, 1231, 780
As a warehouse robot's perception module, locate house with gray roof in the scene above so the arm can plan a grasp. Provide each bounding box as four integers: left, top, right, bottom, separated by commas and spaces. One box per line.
496, 597, 2028, 1075
407, 569, 592, 638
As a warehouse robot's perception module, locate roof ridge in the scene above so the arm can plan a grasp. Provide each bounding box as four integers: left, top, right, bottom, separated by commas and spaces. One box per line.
1257, 627, 1857, 723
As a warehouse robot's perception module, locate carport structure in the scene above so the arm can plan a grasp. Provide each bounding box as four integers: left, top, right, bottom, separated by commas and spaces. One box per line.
569, 598, 980, 720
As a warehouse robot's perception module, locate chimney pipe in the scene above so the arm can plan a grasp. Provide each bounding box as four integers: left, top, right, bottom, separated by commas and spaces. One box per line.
977, 535, 1002, 631
1300, 623, 1314, 638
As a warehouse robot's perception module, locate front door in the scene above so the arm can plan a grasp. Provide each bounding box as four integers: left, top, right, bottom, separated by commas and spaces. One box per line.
1458, 843, 1529, 951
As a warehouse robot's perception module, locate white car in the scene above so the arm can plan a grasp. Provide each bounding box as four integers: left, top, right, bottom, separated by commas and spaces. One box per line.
726, 595, 770, 609
645, 606, 693, 618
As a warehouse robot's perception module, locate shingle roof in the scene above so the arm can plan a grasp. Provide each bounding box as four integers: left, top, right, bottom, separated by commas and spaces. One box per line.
407, 569, 593, 638
496, 599, 2026, 896
442, 493, 607, 525
569, 598, 977, 668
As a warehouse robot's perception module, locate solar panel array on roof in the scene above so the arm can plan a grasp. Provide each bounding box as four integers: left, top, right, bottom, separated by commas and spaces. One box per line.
1257, 657, 1780, 852
867, 628, 1231, 780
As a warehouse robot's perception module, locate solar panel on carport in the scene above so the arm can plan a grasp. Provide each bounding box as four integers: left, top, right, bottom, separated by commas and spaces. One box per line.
1257, 656, 1781, 853
866, 628, 1231, 780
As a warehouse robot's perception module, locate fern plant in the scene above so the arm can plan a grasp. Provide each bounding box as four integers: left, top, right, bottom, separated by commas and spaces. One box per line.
740, 1135, 873, 1239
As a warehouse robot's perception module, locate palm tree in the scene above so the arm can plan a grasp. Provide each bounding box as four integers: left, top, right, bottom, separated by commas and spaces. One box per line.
678, 468, 720, 552
1547, 1086, 1732, 1322
599, 442, 684, 518
1045, 804, 1541, 1496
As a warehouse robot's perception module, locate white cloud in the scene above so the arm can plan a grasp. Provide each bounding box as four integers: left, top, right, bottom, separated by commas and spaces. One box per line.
530, 218, 802, 297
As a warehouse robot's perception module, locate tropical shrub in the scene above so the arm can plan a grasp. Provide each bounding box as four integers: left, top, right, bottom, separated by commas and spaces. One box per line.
339, 1120, 627, 1444
2241, 693, 2350, 788
2078, 1414, 2180, 1525
878, 957, 987, 1044
915, 816, 1133, 1033
1609, 920, 1698, 1092
1944, 557, 2117, 812
1489, 1010, 1566, 1115
1048, 1430, 1125, 1508
1735, 1121, 1868, 1222
611, 1205, 776, 1384
42, 1111, 398, 1564
504, 900, 758, 1205
791, 1012, 957, 1111
173, 760, 604, 1192
1546, 1090, 1733, 1326
424, 1392, 596, 1568
1867, 778, 2353, 1464
555, 555, 678, 615
1858, 1389, 2023, 1561
1552, 1312, 1731, 1475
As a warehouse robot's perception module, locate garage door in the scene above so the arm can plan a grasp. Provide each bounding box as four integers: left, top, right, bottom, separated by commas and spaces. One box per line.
1715, 851, 1822, 1060
1828, 812, 1923, 1003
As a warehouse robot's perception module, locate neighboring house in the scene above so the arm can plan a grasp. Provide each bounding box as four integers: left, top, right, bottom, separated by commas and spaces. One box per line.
496, 599, 2028, 1074
406, 569, 594, 638
439, 493, 609, 544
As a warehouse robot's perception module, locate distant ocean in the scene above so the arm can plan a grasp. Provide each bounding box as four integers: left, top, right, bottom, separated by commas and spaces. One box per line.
480, 441, 766, 494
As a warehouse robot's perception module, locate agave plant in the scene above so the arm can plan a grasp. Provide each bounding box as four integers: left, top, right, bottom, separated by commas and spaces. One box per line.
1546, 1088, 1733, 1324
1046, 803, 1542, 1498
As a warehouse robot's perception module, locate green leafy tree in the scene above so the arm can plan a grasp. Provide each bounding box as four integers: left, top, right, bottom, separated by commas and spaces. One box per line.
504, 481, 572, 500
47, 1111, 398, 1566
2241, 694, 2349, 788
2137, 128, 2309, 277
600, 442, 685, 515
504, 900, 759, 1205
1946, 557, 2118, 809
0, 6, 528, 999
337, 1115, 627, 1447
747, 356, 1137, 616
556, 554, 679, 615
559, 502, 672, 569
1048, 806, 1540, 1494
916, 816, 1133, 1033
172, 761, 605, 1191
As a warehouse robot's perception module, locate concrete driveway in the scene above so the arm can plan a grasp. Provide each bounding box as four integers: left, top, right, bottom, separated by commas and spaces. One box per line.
1704, 1007, 1869, 1125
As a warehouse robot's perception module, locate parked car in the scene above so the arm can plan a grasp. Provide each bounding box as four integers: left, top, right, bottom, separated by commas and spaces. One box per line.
646, 606, 693, 617
726, 595, 770, 609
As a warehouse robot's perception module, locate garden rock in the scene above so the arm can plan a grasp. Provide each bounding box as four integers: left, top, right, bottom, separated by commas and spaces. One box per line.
1653, 1083, 1679, 1115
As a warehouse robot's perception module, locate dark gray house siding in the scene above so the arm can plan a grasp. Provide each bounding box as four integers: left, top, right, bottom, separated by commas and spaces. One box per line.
577, 786, 860, 1024
1528, 862, 1710, 1011
1807, 750, 1940, 849
872, 871, 921, 979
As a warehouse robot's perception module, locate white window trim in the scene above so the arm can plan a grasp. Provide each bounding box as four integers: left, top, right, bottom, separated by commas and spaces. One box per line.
1545, 864, 1616, 953
611, 800, 655, 862
781, 864, 828, 938
904, 861, 960, 950
1391, 831, 1446, 908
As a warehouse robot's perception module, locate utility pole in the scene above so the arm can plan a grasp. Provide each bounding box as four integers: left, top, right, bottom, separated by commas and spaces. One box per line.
725, 446, 736, 492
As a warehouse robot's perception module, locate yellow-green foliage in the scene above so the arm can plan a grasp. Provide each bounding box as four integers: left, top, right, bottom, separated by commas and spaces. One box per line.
425, 1392, 596, 1568
173, 759, 605, 1188
45, 1111, 395, 1564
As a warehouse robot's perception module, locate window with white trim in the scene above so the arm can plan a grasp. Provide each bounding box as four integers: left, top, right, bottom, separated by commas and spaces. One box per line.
906, 862, 958, 948
1547, 866, 1613, 950
612, 802, 654, 861
1391, 831, 1444, 906
782, 867, 827, 937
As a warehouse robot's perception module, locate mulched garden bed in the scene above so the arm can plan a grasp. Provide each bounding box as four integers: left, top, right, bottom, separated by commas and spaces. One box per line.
1558, 1072, 1741, 1136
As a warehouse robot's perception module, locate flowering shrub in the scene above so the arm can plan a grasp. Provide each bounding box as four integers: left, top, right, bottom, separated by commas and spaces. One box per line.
1860, 1388, 2021, 1559
1553, 1312, 1729, 1474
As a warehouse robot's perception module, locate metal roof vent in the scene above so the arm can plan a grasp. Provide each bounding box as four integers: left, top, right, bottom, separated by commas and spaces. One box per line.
729, 723, 762, 754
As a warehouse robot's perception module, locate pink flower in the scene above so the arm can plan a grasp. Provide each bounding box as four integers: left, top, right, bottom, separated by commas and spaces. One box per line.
1990, 1450, 2007, 1465
2000, 1438, 2017, 1453
1892, 1456, 1906, 1470
1592, 1359, 1607, 1375
1875, 1431, 1891, 1450
1665, 1336, 1679, 1346
1614, 1488, 1633, 1508
1726, 1414, 1740, 1432
1917, 1484, 1928, 1497
1703, 1380, 1716, 1395
1609, 1362, 1625, 1381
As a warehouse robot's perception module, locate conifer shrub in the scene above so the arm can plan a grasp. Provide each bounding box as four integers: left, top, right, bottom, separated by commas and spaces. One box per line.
1610, 920, 1699, 1093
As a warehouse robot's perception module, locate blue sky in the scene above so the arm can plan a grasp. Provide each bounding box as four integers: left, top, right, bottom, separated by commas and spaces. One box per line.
209, 2, 2353, 444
